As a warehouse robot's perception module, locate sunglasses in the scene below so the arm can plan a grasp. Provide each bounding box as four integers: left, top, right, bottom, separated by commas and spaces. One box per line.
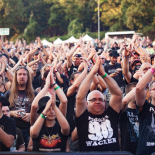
101, 58, 105, 60
16, 66, 28, 72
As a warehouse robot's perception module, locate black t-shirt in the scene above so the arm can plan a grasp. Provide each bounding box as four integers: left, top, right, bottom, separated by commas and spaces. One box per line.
64, 87, 77, 135
32, 71, 41, 90
95, 47, 104, 55
59, 74, 69, 91
136, 101, 155, 155
104, 63, 125, 87
68, 64, 79, 79
0, 115, 16, 151
112, 47, 120, 50
119, 108, 139, 154
11, 56, 18, 63
4, 90, 37, 129
76, 106, 120, 152
104, 60, 110, 66
33, 121, 68, 152
125, 75, 138, 85
10, 127, 25, 151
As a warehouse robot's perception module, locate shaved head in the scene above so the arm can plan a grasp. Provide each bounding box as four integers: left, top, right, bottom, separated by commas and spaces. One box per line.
87, 90, 104, 101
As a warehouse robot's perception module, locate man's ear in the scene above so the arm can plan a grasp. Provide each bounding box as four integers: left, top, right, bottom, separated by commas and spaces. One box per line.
0, 102, 2, 107
71, 80, 74, 85
86, 101, 88, 106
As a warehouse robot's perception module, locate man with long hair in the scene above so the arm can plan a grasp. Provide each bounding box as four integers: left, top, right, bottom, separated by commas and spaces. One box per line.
4, 65, 37, 150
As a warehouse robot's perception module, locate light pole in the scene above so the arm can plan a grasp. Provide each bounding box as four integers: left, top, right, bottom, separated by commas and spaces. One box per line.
98, 0, 100, 40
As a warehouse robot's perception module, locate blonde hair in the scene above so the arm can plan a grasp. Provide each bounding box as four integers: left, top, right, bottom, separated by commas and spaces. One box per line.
41, 64, 53, 79
9, 69, 35, 108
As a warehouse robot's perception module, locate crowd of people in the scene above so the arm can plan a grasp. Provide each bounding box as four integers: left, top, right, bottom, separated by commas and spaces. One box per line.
0, 34, 155, 155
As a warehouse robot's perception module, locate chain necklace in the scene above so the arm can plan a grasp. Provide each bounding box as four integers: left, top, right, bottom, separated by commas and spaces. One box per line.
45, 123, 55, 143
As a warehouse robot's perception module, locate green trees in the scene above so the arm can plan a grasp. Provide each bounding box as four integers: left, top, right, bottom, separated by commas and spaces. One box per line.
0, 0, 155, 41
23, 13, 41, 43
48, 1, 68, 36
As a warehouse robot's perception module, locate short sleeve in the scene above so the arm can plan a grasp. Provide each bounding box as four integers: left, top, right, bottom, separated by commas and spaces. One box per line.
75, 109, 88, 126
4, 90, 11, 100
5, 118, 16, 139
16, 128, 25, 146
105, 106, 120, 121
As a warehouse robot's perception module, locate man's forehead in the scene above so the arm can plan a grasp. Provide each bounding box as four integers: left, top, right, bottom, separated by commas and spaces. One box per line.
2, 106, 9, 110
89, 91, 104, 98
17, 68, 28, 73
142, 63, 151, 68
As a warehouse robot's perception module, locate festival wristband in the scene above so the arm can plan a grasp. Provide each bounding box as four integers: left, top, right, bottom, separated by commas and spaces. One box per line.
150, 68, 155, 74
40, 113, 46, 119
102, 73, 107, 79
54, 86, 60, 90
51, 82, 57, 87
124, 55, 129, 60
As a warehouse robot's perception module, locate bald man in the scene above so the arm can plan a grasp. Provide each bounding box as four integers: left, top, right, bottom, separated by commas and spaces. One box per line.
75, 58, 122, 152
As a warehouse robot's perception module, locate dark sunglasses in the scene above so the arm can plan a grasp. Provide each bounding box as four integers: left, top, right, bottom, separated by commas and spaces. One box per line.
16, 65, 28, 72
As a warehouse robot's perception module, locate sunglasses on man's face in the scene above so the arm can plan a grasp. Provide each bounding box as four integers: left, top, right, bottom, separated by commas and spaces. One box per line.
101, 58, 105, 60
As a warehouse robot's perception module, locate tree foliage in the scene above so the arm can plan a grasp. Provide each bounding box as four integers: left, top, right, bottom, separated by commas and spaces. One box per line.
0, 0, 155, 41
23, 13, 41, 43
68, 18, 83, 35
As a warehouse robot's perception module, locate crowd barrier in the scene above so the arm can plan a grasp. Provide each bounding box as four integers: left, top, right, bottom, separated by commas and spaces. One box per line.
0, 152, 133, 155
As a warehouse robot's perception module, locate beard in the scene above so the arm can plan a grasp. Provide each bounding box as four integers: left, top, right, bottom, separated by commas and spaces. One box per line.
18, 83, 26, 88
111, 60, 117, 65
18, 80, 26, 87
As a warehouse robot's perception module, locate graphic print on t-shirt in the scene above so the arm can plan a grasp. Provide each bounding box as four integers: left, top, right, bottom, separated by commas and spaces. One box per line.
14, 95, 30, 113
126, 111, 139, 141
39, 133, 61, 151
86, 115, 116, 146
146, 107, 155, 147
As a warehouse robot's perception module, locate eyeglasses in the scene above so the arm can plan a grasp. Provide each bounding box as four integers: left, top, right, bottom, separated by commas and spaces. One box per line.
88, 98, 105, 102
16, 66, 28, 72
101, 58, 105, 60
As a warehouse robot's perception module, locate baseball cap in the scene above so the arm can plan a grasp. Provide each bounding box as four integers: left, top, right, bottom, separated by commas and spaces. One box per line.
74, 54, 82, 58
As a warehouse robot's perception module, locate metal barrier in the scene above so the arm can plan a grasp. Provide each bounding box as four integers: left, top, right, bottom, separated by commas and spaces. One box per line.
0, 151, 133, 155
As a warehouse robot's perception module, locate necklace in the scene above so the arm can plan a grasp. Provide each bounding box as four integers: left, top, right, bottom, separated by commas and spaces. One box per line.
45, 123, 55, 143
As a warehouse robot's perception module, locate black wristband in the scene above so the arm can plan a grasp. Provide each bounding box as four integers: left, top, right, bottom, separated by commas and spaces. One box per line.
51, 82, 57, 87
5, 67, 9, 72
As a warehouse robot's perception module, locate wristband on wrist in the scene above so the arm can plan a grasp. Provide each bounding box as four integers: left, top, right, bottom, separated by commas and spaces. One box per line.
40, 113, 46, 119
102, 73, 108, 79
150, 68, 155, 74
136, 45, 140, 48
54, 86, 60, 90
51, 82, 57, 87
124, 55, 129, 60
77, 45, 80, 48
54, 69, 58, 73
